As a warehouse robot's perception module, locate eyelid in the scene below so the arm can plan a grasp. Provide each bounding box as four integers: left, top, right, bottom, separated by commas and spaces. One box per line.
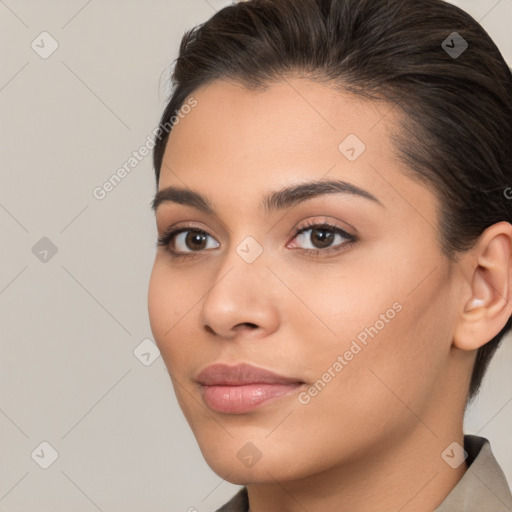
288, 217, 355, 241
158, 220, 214, 242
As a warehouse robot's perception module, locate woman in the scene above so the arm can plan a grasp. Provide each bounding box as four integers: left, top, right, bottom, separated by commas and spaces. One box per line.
147, 0, 512, 510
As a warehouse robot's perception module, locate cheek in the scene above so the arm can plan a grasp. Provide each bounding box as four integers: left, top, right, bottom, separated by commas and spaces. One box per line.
148, 263, 202, 423
322, 276, 451, 417
284, 248, 452, 406
274, 282, 451, 469
148, 262, 170, 343
148, 258, 223, 389
147, 260, 192, 366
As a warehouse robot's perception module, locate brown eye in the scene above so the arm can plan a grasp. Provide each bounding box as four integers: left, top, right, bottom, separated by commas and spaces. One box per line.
183, 231, 208, 251
157, 228, 220, 256
290, 223, 354, 252
308, 227, 335, 249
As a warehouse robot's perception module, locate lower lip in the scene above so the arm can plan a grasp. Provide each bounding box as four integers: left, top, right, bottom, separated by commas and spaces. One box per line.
200, 383, 302, 414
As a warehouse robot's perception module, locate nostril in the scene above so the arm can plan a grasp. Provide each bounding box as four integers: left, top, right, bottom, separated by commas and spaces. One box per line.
203, 322, 259, 336
233, 322, 258, 331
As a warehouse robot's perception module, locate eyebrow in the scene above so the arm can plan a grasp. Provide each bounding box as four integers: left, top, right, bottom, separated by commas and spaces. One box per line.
151, 178, 384, 215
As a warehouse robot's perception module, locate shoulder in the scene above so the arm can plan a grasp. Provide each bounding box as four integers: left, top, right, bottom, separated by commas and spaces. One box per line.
435, 435, 512, 511
214, 487, 249, 512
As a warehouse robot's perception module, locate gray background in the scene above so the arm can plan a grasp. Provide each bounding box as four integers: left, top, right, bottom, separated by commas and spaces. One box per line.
0, 0, 510, 510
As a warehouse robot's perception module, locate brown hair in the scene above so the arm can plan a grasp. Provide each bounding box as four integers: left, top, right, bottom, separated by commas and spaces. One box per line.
152, 0, 512, 402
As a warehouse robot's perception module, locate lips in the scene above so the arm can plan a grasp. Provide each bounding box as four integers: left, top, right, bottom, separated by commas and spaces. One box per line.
196, 363, 304, 414
196, 363, 302, 385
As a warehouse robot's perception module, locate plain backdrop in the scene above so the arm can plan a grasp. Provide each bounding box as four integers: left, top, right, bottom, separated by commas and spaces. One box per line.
0, 0, 511, 511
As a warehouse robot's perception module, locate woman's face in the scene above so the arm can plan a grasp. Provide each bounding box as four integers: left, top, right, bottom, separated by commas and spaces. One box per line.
148, 78, 466, 483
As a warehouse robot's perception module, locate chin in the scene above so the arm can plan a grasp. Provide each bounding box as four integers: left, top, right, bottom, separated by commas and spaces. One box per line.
194, 435, 312, 484
202, 454, 291, 485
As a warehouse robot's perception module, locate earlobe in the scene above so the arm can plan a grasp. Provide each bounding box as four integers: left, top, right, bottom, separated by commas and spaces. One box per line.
453, 222, 512, 351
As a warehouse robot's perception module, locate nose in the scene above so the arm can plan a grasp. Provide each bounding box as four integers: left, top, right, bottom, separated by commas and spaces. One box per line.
198, 247, 280, 340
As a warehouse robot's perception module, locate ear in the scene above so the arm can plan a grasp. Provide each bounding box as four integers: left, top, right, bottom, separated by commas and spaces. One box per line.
453, 221, 512, 351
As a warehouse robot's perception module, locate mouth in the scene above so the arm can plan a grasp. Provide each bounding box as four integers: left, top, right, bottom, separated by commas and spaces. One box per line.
196, 363, 305, 414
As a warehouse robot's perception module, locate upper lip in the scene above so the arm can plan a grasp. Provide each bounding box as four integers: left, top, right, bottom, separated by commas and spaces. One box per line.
196, 363, 303, 386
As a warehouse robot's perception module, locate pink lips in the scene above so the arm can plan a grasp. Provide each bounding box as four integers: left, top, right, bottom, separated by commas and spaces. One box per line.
196, 363, 304, 414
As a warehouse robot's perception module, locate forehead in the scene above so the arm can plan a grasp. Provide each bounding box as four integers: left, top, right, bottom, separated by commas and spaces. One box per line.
159, 78, 437, 222
166, 77, 392, 164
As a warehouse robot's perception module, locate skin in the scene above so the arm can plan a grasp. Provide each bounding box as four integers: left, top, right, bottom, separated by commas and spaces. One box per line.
147, 77, 512, 512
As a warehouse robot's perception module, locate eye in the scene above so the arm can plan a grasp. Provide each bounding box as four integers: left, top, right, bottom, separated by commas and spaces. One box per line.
287, 220, 356, 256
157, 227, 220, 258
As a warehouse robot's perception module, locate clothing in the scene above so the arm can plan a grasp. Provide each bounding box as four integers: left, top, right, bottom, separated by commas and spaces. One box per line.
215, 435, 512, 511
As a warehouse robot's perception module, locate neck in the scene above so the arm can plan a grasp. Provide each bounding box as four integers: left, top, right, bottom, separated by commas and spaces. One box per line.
246, 423, 468, 512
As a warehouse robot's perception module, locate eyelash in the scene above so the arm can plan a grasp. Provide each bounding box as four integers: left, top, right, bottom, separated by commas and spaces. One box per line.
156, 219, 357, 260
